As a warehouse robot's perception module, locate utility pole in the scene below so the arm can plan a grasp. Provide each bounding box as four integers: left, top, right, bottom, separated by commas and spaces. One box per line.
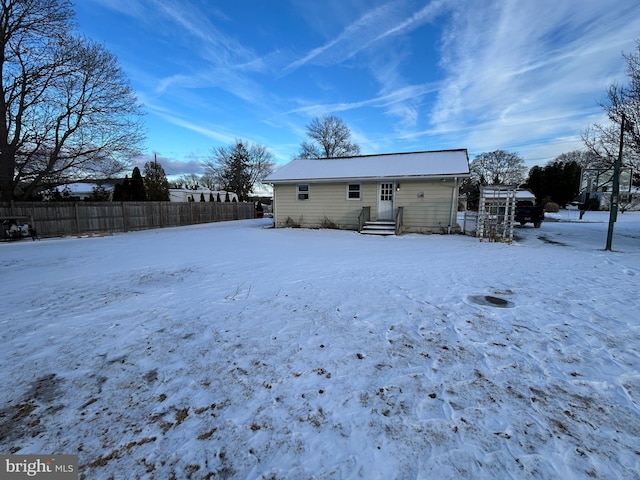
605, 113, 625, 251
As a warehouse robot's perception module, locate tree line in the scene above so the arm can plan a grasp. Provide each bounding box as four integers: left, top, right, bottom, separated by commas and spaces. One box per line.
0, 0, 363, 203
171, 114, 359, 202
112, 160, 170, 202
464, 40, 640, 210
2, 1, 638, 207
182, 40, 640, 210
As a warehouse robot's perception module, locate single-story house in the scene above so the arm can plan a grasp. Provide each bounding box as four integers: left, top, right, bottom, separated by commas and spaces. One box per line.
264, 149, 470, 234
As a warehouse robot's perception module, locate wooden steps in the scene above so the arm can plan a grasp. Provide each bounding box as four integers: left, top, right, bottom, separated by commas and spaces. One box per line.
360, 220, 396, 235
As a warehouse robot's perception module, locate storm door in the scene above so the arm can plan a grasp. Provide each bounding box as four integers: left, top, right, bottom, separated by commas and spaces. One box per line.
377, 182, 394, 220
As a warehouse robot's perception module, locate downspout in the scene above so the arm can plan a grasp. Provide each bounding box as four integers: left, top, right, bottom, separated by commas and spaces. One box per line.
271, 185, 277, 226
448, 177, 458, 234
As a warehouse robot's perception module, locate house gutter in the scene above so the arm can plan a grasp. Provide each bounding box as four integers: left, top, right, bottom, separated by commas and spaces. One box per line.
266, 173, 470, 185
448, 177, 459, 234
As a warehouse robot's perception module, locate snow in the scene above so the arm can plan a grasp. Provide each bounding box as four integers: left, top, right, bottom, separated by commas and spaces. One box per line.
1, 211, 639, 479
265, 150, 470, 183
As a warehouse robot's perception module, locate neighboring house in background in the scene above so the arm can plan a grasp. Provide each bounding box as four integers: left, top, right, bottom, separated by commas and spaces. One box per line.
580, 186, 640, 212
45, 182, 114, 201
515, 189, 537, 203
169, 189, 238, 202
264, 149, 470, 234
67, 183, 108, 200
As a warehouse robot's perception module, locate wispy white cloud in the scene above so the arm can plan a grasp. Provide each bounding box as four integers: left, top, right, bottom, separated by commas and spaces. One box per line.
82, 0, 640, 169
89, 0, 269, 105
146, 101, 237, 145
286, 83, 439, 116
428, 0, 640, 162
149, 0, 255, 64
84, 0, 147, 17
282, 1, 447, 128
284, 0, 445, 74
149, 0, 271, 104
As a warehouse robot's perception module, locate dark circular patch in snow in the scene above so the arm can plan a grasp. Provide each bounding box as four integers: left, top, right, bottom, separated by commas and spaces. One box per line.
467, 295, 514, 308
485, 295, 508, 306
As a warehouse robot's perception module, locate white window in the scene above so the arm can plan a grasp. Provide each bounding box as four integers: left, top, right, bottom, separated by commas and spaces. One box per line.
297, 184, 310, 200
347, 183, 361, 200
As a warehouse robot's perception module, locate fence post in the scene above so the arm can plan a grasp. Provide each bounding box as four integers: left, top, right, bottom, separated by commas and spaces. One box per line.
75, 202, 81, 235
121, 202, 127, 232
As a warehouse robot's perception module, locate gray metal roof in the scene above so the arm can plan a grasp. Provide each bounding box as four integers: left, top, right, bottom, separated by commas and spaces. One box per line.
265, 149, 470, 183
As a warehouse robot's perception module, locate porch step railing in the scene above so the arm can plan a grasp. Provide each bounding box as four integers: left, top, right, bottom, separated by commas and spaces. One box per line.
359, 206, 403, 235
358, 206, 371, 232
395, 206, 404, 235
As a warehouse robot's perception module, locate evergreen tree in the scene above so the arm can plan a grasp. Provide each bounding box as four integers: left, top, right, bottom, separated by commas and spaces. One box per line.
113, 176, 130, 201
204, 139, 274, 201
526, 167, 544, 202
130, 167, 147, 201
223, 142, 252, 201
89, 184, 111, 201
143, 159, 170, 201
525, 160, 581, 207
51, 188, 64, 202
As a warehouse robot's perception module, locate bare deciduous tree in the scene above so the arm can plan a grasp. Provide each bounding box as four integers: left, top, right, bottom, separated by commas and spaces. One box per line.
172, 174, 203, 189
0, 0, 145, 201
298, 115, 360, 158
470, 150, 527, 185
583, 40, 640, 179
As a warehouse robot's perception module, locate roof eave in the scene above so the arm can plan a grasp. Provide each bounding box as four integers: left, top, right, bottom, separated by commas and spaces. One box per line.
266, 172, 470, 184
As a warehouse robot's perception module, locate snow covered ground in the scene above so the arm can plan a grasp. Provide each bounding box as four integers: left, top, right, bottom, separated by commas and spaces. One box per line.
1, 211, 639, 479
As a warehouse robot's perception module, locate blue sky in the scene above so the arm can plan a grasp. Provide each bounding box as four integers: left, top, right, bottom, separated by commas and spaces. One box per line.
73, 0, 640, 177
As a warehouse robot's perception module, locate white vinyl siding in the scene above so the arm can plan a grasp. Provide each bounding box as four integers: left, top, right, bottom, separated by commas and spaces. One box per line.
274, 183, 374, 229
272, 179, 460, 232
393, 180, 457, 233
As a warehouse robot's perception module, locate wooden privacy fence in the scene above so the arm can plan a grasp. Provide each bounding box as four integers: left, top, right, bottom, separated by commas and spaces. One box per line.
0, 201, 255, 238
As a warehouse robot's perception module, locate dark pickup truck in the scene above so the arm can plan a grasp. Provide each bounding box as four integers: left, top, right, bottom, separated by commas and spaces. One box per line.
515, 200, 544, 228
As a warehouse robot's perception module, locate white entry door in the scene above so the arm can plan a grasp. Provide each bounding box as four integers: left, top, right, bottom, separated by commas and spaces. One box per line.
377, 182, 394, 220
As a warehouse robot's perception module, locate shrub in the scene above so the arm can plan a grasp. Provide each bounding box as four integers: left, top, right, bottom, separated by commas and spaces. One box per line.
285, 217, 300, 228
320, 216, 338, 229
587, 198, 600, 211
544, 201, 560, 213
